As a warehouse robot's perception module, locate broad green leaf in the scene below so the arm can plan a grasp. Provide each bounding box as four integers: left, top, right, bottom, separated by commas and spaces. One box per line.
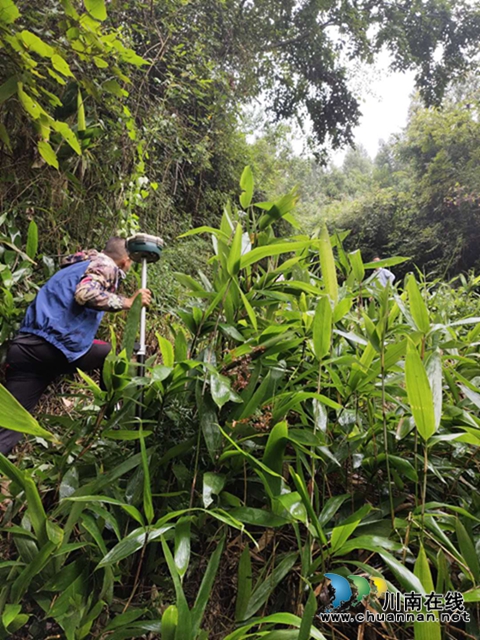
239, 165, 254, 209
240, 241, 311, 269
191, 535, 225, 635
10, 540, 58, 603
227, 223, 243, 276
19, 30, 54, 57
235, 546, 252, 622
66, 495, 144, 525
262, 421, 288, 496
0, 0, 19, 23
456, 518, 480, 583
224, 613, 327, 640
0, 76, 17, 104
161, 606, 178, 640
405, 340, 436, 440
85, 0, 107, 20
298, 588, 317, 640
161, 538, 193, 640
98, 525, 173, 567
51, 54, 74, 77
348, 249, 365, 282
0, 384, 56, 441
319, 224, 338, 303
202, 472, 226, 508
414, 546, 441, 640
38, 141, 59, 169
407, 276, 430, 334
243, 552, 298, 620
312, 296, 332, 361
330, 504, 372, 552
26, 219, 38, 260
52, 120, 81, 153
158, 334, 174, 367
210, 371, 241, 408
379, 551, 426, 594
174, 517, 191, 579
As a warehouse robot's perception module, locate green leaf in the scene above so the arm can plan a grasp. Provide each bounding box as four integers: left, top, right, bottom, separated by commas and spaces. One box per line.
160, 606, 178, 640
243, 553, 298, 620
262, 421, 288, 496
103, 79, 128, 97
313, 296, 332, 361
97, 525, 173, 567
202, 472, 226, 509
18, 83, 45, 119
38, 141, 59, 169
10, 541, 58, 603
239, 165, 254, 209
0, 384, 56, 441
319, 224, 338, 303
85, 0, 107, 20
379, 551, 426, 594
66, 495, 144, 525
161, 538, 193, 640
77, 90, 86, 131
52, 120, 81, 154
456, 518, 480, 583
407, 276, 430, 334
414, 546, 441, 640
0, 76, 17, 104
405, 340, 436, 440
330, 504, 372, 552
298, 588, 317, 640
51, 53, 74, 77
0, 0, 20, 23
158, 334, 174, 367
348, 249, 365, 282
26, 219, 38, 260
174, 517, 191, 579
210, 371, 241, 408
240, 241, 311, 269
227, 223, 243, 276
235, 546, 252, 622
191, 535, 225, 635
19, 30, 54, 57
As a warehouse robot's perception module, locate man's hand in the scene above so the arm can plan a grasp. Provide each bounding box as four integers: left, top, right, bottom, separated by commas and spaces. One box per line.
124, 288, 152, 310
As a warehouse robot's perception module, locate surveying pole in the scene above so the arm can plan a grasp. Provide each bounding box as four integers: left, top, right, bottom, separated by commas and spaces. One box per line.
126, 233, 164, 416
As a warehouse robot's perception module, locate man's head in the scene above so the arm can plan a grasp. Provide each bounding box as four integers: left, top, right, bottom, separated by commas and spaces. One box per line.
103, 237, 133, 272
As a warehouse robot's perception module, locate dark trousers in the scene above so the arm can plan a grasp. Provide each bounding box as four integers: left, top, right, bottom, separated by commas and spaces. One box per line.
0, 334, 111, 455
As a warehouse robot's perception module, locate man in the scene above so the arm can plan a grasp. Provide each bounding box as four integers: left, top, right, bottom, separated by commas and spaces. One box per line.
372, 256, 395, 288
0, 236, 151, 455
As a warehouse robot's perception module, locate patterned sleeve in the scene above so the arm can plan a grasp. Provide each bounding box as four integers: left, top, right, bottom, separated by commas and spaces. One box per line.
75, 255, 127, 311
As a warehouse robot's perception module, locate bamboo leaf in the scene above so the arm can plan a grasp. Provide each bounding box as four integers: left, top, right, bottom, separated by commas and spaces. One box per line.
0, 385, 56, 441
26, 219, 38, 260
227, 223, 243, 276
318, 224, 338, 303
161, 537, 193, 640
405, 340, 436, 440
160, 606, 178, 640
298, 588, 317, 640
235, 546, 252, 622
174, 517, 191, 580
239, 165, 254, 209
312, 296, 332, 361
414, 545, 441, 640
407, 276, 430, 334
191, 535, 225, 635
456, 518, 480, 583
243, 552, 298, 620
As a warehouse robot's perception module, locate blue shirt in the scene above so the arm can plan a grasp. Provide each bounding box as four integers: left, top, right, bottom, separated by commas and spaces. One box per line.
20, 261, 105, 362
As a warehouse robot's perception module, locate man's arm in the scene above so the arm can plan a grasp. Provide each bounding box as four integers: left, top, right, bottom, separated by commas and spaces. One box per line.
75, 255, 151, 311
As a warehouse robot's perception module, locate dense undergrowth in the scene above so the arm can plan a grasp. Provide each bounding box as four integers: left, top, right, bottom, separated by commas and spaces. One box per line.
1, 171, 480, 639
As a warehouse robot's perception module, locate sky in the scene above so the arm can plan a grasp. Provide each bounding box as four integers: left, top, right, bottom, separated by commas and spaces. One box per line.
333, 65, 417, 164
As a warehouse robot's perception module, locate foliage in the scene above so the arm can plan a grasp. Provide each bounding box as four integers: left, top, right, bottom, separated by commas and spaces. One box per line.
1, 171, 480, 639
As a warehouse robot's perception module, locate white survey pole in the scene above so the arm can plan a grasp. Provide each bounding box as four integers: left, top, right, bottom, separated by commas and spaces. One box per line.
138, 257, 147, 356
